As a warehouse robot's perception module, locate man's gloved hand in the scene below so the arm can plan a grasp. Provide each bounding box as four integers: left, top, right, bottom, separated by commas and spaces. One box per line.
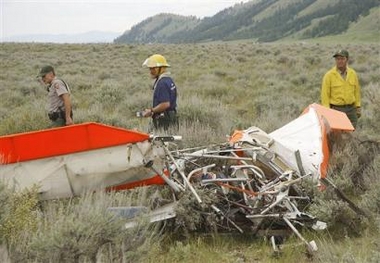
356, 107, 362, 118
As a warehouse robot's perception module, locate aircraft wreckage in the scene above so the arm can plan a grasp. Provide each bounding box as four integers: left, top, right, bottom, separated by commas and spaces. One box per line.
0, 103, 361, 255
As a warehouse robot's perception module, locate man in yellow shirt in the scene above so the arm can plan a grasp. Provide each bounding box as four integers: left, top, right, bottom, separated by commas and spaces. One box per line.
321, 49, 361, 128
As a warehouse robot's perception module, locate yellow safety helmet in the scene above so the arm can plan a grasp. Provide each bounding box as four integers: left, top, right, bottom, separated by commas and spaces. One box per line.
142, 54, 170, 68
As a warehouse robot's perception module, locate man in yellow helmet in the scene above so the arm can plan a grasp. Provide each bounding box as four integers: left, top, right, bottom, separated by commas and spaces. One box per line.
321, 49, 361, 128
141, 54, 178, 131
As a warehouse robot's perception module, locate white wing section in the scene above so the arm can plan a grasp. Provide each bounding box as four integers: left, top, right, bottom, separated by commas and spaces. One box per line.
270, 107, 323, 179
0, 141, 165, 200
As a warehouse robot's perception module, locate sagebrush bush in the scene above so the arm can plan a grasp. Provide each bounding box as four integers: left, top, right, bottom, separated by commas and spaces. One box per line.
0, 41, 379, 262
4, 189, 160, 262
360, 155, 380, 215
307, 132, 379, 239
309, 198, 368, 238
0, 184, 39, 249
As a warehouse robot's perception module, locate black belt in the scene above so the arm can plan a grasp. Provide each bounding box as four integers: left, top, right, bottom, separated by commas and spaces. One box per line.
152, 110, 176, 119
330, 104, 354, 108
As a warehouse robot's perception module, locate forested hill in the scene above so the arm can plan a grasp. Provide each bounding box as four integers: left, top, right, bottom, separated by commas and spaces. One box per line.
114, 0, 379, 44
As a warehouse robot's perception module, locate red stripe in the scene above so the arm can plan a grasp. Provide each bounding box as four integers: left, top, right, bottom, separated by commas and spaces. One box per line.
0, 122, 149, 164
105, 175, 166, 191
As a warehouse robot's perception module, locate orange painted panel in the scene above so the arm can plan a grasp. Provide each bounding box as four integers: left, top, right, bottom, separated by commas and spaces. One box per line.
106, 169, 170, 191
0, 122, 149, 164
302, 103, 354, 131
302, 103, 354, 179
106, 175, 166, 191
319, 117, 329, 179
229, 130, 244, 144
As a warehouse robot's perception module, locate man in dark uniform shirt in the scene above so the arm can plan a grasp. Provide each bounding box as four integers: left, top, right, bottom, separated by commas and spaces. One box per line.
141, 54, 178, 131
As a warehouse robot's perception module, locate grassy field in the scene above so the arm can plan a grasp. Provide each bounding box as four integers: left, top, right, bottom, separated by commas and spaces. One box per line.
0, 41, 379, 262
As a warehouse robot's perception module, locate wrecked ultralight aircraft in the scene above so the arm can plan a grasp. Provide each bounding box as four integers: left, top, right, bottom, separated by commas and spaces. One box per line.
0, 103, 355, 254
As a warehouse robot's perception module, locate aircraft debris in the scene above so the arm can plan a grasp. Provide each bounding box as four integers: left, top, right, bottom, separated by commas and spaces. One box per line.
0, 104, 361, 256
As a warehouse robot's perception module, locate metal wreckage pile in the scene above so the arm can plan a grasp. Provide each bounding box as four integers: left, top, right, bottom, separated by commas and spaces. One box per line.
0, 105, 370, 257
121, 126, 331, 255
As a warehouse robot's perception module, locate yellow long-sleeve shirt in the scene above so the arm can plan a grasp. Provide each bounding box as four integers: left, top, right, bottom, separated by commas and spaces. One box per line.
321, 66, 361, 108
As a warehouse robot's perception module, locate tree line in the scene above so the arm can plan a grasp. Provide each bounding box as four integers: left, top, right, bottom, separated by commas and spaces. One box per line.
115, 0, 379, 44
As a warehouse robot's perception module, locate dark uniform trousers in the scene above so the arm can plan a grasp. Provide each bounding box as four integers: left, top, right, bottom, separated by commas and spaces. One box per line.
48, 110, 73, 127
152, 110, 178, 131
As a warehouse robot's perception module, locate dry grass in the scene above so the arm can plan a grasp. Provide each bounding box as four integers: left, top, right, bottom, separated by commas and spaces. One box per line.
1, 42, 379, 137
0, 41, 379, 262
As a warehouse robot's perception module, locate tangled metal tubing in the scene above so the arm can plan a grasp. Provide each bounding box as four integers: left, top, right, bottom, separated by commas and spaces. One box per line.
134, 130, 328, 255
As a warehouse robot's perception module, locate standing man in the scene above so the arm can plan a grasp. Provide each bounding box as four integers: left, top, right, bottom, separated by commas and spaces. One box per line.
321, 49, 361, 128
141, 54, 178, 131
38, 65, 73, 127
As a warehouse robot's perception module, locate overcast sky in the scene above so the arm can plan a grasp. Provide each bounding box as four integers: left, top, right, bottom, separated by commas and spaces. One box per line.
1, 0, 249, 39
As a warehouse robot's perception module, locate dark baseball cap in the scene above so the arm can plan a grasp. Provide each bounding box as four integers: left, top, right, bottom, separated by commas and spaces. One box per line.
37, 65, 54, 77
333, 49, 349, 58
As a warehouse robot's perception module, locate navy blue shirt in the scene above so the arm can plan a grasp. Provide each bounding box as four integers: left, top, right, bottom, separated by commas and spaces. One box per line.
153, 76, 177, 111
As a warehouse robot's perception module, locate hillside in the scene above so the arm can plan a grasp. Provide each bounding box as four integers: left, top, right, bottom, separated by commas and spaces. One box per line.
114, 13, 199, 44
114, 0, 379, 44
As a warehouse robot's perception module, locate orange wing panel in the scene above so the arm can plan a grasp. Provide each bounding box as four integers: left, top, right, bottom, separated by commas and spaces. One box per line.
0, 122, 149, 164
302, 103, 354, 131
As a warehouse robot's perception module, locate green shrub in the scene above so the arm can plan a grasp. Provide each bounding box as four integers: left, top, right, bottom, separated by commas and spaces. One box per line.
0, 42, 379, 262
0, 183, 39, 247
